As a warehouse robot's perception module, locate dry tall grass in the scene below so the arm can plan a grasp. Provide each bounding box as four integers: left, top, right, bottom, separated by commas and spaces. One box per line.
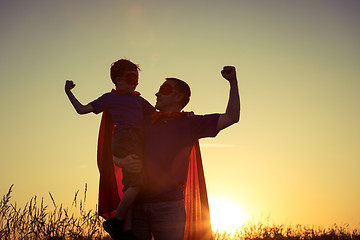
214, 219, 360, 240
1, 185, 359, 240
0, 184, 109, 240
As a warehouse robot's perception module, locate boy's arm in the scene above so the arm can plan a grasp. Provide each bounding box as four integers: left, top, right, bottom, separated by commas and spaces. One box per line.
216, 66, 240, 132
65, 80, 94, 114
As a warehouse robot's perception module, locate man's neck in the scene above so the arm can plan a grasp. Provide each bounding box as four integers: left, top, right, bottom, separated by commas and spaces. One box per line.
159, 107, 181, 114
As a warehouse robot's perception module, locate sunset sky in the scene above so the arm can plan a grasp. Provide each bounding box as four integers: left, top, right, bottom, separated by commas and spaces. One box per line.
1, 0, 359, 231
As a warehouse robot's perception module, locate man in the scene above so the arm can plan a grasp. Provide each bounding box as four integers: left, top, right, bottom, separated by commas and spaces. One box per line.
113, 66, 240, 240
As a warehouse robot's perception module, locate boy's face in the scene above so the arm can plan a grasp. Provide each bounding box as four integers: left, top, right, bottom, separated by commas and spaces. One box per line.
116, 71, 139, 92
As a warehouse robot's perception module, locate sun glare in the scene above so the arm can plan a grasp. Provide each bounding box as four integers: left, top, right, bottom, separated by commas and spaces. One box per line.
209, 198, 248, 233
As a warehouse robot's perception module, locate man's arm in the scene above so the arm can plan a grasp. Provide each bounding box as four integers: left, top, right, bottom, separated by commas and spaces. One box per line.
216, 66, 240, 132
65, 80, 94, 114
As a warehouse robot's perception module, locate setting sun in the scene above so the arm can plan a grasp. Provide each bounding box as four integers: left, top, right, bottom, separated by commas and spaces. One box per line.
209, 198, 248, 233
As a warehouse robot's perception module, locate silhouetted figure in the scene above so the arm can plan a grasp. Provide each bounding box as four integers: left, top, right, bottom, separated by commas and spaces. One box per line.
65, 59, 154, 240
113, 66, 240, 240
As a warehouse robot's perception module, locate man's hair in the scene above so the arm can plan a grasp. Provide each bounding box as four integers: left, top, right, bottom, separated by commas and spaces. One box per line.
110, 59, 141, 84
166, 77, 191, 109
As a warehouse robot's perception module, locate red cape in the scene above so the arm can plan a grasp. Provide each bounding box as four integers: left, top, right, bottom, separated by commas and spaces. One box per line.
97, 110, 213, 240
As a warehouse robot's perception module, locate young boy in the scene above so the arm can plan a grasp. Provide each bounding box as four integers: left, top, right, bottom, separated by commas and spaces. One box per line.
65, 59, 154, 240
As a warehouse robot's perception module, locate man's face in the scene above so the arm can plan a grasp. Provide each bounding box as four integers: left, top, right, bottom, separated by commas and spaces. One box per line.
155, 80, 179, 111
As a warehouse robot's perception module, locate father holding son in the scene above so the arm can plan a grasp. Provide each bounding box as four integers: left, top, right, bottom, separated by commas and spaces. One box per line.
65, 59, 240, 240
114, 66, 240, 240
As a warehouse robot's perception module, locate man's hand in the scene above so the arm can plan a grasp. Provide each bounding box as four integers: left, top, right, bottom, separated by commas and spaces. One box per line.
113, 154, 143, 173
217, 65, 240, 132
65, 80, 76, 92
221, 66, 237, 82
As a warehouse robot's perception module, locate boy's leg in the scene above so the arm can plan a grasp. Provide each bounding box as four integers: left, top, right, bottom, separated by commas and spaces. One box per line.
123, 204, 133, 231
104, 187, 140, 240
115, 187, 140, 220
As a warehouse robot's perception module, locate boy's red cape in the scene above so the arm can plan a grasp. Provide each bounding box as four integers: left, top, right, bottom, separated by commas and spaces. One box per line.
97, 110, 213, 240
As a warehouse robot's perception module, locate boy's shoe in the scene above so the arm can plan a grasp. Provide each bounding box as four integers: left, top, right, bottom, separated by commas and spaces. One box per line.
103, 217, 123, 240
122, 230, 138, 240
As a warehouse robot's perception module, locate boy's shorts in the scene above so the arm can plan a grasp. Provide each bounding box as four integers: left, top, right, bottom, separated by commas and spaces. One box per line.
112, 128, 144, 192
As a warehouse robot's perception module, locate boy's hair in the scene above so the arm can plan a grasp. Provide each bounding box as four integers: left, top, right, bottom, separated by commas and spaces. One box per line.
110, 59, 141, 84
166, 77, 191, 109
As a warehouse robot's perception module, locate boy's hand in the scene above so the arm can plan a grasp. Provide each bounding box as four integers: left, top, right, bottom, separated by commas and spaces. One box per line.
65, 80, 76, 92
221, 66, 237, 83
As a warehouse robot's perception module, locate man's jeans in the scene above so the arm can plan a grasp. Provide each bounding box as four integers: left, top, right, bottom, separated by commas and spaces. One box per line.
132, 200, 186, 240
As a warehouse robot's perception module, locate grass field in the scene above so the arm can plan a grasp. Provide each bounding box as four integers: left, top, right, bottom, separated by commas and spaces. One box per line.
1, 185, 359, 240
